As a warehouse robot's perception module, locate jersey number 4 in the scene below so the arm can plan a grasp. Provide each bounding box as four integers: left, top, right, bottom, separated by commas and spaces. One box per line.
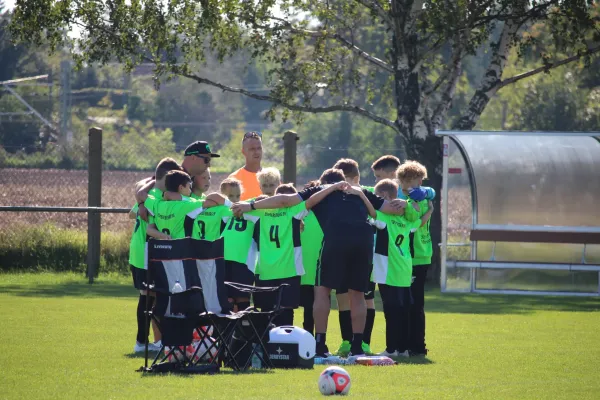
269, 225, 281, 248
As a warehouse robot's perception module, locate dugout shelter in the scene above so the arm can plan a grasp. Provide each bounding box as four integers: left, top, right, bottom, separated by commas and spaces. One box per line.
437, 130, 600, 296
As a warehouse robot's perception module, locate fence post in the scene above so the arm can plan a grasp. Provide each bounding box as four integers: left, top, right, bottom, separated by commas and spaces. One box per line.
87, 127, 102, 284
283, 130, 299, 185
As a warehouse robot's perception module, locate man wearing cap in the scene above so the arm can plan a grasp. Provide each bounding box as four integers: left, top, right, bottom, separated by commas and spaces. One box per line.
229, 131, 263, 201
135, 141, 220, 217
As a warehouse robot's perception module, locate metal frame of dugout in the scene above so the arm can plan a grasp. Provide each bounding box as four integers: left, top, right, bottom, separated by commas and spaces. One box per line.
436, 130, 600, 297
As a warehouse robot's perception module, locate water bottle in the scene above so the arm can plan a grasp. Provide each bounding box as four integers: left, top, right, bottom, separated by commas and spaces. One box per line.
172, 280, 183, 293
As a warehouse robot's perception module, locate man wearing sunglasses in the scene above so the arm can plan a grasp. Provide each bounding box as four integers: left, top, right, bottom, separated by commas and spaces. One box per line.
182, 141, 220, 175
135, 141, 220, 220
229, 131, 263, 201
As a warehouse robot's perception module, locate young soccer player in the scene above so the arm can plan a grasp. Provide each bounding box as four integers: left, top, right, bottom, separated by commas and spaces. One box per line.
129, 157, 182, 352
371, 155, 436, 201
371, 179, 433, 357
397, 160, 434, 356
238, 180, 350, 327
190, 168, 211, 201
153, 171, 230, 239
233, 168, 411, 357
331, 158, 377, 355
298, 180, 324, 336
257, 167, 281, 197
220, 178, 256, 311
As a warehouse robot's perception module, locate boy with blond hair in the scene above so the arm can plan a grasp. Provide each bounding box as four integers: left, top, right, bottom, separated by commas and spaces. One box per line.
257, 167, 281, 197
397, 160, 434, 356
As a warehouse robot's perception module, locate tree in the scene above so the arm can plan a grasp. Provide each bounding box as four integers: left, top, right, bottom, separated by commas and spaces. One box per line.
11, 0, 599, 280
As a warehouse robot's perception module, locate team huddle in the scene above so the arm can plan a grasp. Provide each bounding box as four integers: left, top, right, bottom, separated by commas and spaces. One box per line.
129, 132, 435, 359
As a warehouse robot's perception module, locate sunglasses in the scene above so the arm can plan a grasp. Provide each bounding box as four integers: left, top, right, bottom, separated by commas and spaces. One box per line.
192, 154, 211, 163
243, 131, 262, 139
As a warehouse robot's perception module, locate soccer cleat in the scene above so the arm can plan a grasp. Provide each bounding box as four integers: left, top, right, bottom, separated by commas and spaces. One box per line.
148, 340, 162, 352
316, 343, 332, 358
133, 342, 146, 353
395, 350, 410, 358
361, 341, 373, 355
336, 340, 351, 357
378, 349, 398, 357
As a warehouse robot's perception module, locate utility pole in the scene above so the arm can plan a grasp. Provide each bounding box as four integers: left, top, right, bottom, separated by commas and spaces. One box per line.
60, 60, 72, 144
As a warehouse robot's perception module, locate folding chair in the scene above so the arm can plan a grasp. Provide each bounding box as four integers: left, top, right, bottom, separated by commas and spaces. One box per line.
142, 237, 287, 373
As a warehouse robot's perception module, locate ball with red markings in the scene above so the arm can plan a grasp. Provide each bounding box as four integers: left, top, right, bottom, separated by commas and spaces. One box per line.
318, 366, 351, 395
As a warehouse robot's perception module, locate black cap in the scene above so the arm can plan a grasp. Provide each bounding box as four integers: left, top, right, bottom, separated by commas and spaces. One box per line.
183, 141, 220, 158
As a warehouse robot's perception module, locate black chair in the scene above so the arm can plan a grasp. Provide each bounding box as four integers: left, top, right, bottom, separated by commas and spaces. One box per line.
142, 237, 287, 373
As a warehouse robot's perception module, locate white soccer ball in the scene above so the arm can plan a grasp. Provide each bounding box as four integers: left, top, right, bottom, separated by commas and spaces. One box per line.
318, 366, 351, 396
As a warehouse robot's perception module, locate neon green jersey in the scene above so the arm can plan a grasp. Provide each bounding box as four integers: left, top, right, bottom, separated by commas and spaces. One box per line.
300, 211, 323, 286
145, 188, 164, 225
187, 205, 232, 241
222, 216, 257, 269
244, 202, 308, 280
154, 196, 204, 239
190, 192, 207, 201
129, 188, 163, 269
372, 210, 421, 287
412, 199, 432, 266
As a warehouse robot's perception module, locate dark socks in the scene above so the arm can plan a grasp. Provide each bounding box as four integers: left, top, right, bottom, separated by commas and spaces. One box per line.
351, 333, 364, 354
315, 332, 328, 355
338, 310, 352, 342
364, 308, 376, 345
136, 295, 150, 344
303, 305, 314, 336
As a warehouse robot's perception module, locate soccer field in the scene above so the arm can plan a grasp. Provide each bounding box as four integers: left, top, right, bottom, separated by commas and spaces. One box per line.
0, 273, 599, 399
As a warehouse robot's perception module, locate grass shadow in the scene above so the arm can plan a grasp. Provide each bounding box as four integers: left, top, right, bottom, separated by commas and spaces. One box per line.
393, 356, 435, 365
424, 287, 600, 315
0, 280, 137, 299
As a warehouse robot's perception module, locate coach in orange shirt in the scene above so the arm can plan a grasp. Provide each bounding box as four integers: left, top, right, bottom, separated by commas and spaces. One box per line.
229, 131, 263, 200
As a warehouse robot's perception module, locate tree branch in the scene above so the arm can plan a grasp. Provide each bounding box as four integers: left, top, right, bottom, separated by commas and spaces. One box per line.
181, 72, 399, 133
265, 19, 393, 73
498, 45, 600, 89
353, 0, 392, 27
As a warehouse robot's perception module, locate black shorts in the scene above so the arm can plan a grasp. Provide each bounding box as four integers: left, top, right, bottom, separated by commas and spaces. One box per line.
130, 265, 146, 291
254, 276, 301, 309
378, 284, 413, 307
225, 260, 255, 299
337, 281, 376, 300
317, 228, 374, 292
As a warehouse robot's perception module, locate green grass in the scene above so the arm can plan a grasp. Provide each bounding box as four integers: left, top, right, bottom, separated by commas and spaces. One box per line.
0, 273, 599, 399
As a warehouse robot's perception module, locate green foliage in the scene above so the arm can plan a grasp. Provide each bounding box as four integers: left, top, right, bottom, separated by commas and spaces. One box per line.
478, 49, 600, 132
0, 224, 130, 273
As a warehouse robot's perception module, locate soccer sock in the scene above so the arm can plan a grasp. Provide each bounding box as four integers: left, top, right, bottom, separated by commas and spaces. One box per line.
363, 308, 376, 345
237, 301, 251, 311
303, 305, 315, 335
315, 332, 327, 346
338, 310, 353, 342
136, 295, 149, 344
351, 333, 364, 354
